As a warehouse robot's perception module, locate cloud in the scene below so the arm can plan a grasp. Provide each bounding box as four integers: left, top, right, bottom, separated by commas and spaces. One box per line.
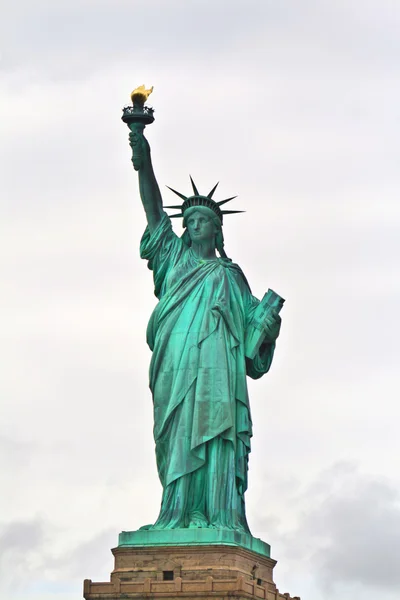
0, 436, 37, 469
60, 529, 116, 580
309, 472, 400, 589
2, 0, 400, 86
269, 463, 400, 595
0, 517, 115, 597
0, 518, 46, 590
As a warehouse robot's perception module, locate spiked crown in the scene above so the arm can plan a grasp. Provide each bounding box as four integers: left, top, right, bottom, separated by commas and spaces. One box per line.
165, 176, 243, 225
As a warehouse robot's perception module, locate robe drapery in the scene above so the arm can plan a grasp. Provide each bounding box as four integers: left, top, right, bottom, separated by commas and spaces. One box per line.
140, 213, 275, 531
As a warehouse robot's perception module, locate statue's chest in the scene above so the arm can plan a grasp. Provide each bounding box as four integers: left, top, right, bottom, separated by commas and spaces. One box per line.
165, 253, 222, 292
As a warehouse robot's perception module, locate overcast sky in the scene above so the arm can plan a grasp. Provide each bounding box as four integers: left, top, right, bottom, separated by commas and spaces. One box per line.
1, 1, 400, 599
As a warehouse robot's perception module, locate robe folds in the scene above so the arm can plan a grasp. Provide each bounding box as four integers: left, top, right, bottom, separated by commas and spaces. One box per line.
140, 213, 275, 531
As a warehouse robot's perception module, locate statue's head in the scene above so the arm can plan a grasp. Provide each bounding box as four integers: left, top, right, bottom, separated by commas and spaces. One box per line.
165, 178, 243, 258
182, 205, 223, 252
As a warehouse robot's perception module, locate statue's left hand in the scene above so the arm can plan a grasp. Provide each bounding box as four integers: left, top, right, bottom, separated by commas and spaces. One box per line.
262, 308, 281, 343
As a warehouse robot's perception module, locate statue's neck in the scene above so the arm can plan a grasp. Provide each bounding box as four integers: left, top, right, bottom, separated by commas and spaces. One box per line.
191, 240, 217, 260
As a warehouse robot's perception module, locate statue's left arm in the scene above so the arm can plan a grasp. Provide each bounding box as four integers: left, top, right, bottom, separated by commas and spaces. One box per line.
245, 299, 282, 380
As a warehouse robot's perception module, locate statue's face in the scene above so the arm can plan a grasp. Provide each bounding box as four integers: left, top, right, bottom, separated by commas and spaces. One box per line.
186, 210, 217, 243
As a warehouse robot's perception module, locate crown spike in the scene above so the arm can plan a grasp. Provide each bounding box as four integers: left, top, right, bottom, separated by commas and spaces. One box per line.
165, 182, 243, 223
166, 186, 188, 201
207, 182, 219, 199
189, 176, 199, 196
217, 196, 238, 207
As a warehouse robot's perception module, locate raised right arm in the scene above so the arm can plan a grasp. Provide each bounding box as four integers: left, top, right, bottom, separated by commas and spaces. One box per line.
129, 131, 164, 234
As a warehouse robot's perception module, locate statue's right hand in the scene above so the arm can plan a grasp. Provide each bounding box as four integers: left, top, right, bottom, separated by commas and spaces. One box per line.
129, 130, 150, 171
129, 130, 150, 150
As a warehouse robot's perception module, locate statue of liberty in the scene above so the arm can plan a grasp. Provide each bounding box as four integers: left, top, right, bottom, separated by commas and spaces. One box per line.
124, 87, 283, 534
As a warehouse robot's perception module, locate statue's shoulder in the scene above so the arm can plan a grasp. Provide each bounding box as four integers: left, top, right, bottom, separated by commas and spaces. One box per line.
221, 259, 251, 292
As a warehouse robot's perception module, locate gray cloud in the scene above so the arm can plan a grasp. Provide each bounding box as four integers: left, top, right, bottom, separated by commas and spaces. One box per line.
1, 0, 399, 85
0, 518, 46, 590
311, 479, 400, 589
60, 529, 117, 580
0, 519, 44, 554
258, 464, 400, 596
0, 436, 37, 469
0, 517, 115, 597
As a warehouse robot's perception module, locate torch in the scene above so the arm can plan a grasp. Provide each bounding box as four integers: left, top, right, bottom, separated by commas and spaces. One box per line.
121, 85, 154, 171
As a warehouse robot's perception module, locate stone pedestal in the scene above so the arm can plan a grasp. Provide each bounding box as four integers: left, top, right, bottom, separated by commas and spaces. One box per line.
83, 531, 300, 600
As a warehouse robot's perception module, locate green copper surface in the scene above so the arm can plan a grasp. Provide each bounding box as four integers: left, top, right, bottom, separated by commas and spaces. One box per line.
139, 215, 277, 532
122, 91, 283, 542
118, 528, 270, 558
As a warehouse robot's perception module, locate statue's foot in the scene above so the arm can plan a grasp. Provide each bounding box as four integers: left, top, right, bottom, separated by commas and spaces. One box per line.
208, 523, 249, 534
139, 524, 153, 530
233, 524, 249, 534
188, 511, 208, 529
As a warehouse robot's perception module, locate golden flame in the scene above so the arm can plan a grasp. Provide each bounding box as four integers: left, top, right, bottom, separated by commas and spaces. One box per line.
130, 85, 153, 104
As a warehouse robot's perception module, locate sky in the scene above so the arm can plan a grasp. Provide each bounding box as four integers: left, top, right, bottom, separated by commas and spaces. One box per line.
1, 1, 400, 599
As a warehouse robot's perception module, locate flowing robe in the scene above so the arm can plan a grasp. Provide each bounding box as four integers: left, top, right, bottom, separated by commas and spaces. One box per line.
140, 213, 275, 531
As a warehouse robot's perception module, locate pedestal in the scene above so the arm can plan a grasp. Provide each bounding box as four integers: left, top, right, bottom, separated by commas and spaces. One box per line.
83, 530, 300, 600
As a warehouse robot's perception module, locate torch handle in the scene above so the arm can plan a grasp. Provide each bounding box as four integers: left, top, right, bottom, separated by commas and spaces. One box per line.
128, 122, 146, 171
